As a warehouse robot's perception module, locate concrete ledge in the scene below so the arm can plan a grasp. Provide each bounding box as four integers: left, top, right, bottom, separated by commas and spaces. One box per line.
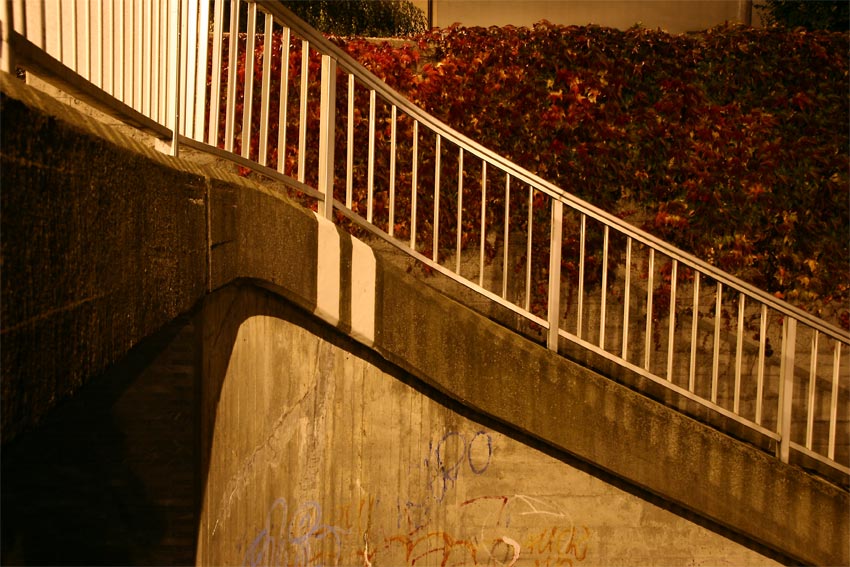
2, 73, 847, 566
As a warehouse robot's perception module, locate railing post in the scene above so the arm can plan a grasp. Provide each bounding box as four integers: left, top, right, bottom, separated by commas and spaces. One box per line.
170, 0, 182, 157
777, 316, 797, 463
547, 199, 563, 351
318, 54, 337, 220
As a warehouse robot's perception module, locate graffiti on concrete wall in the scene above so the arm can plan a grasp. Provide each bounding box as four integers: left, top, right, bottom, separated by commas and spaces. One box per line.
242, 498, 348, 567
242, 429, 590, 566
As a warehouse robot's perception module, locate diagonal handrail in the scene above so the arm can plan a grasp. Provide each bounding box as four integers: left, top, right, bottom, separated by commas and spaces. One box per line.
2, 0, 847, 479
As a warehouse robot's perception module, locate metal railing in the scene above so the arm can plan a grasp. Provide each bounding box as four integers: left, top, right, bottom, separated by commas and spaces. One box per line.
3, 0, 848, 479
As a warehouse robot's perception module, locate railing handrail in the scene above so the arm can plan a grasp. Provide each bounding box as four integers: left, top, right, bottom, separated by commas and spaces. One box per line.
259, 1, 849, 344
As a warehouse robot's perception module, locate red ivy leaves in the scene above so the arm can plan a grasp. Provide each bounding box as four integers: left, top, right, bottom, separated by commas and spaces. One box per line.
213, 23, 849, 328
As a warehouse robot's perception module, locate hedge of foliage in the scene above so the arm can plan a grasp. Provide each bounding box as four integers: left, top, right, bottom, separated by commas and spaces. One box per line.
338, 23, 849, 328
216, 22, 849, 328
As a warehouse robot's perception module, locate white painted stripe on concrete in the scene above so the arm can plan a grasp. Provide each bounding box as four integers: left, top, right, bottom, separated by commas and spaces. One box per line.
314, 211, 340, 327
350, 236, 376, 346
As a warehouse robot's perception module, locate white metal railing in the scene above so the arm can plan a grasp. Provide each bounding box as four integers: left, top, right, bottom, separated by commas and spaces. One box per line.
3, 0, 848, 479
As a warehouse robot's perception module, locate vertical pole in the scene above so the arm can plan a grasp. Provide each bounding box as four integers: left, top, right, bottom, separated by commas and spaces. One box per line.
599, 225, 609, 349
666, 259, 677, 381
828, 342, 841, 460
524, 186, 532, 312
241, 2, 256, 159
688, 272, 700, 392
622, 237, 632, 361
755, 304, 768, 424
777, 317, 797, 463
410, 120, 418, 249
479, 161, 487, 287
223, 0, 238, 152
733, 292, 745, 413
644, 249, 655, 371
455, 148, 464, 274
805, 330, 819, 450
577, 214, 586, 339
366, 88, 375, 223
170, 0, 181, 157
502, 174, 510, 299
389, 105, 397, 236
346, 73, 354, 209
257, 11, 273, 165
1, 0, 12, 74
318, 54, 336, 220
547, 200, 563, 351
433, 134, 441, 264
297, 39, 308, 183
276, 26, 290, 173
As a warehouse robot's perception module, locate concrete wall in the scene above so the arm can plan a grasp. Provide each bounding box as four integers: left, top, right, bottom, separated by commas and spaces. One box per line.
197, 283, 779, 567
415, 0, 763, 32
2, 73, 847, 566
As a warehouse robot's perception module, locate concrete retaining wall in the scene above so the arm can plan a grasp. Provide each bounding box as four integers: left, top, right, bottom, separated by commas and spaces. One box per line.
197, 283, 779, 567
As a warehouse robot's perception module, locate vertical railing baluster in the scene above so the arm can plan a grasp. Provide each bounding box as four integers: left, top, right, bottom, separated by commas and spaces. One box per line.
433, 134, 441, 263
102, 0, 111, 95
778, 317, 797, 463
84, 0, 91, 81
622, 237, 632, 361
666, 259, 677, 381
410, 120, 418, 249
297, 39, 308, 183
599, 225, 609, 349
318, 54, 336, 220
257, 11, 273, 165
241, 3, 257, 159
502, 174, 510, 299
181, 0, 195, 137
169, 0, 181, 157
193, 0, 210, 141
389, 105, 397, 236
160, 0, 169, 122
547, 199, 564, 351
479, 161, 487, 288
133, 0, 141, 109
207, 0, 223, 145
139, 0, 150, 114
711, 282, 722, 403
113, 1, 121, 97
55, 0, 62, 64
734, 293, 745, 413
366, 88, 375, 223
644, 249, 654, 371
147, 0, 154, 118
346, 74, 354, 209
223, 0, 238, 152
276, 26, 290, 173
689, 271, 700, 392
1, 0, 11, 74
154, 0, 163, 122
524, 186, 532, 312
805, 330, 819, 450
455, 147, 463, 274
577, 214, 586, 339
828, 341, 841, 460
70, 0, 78, 72
37, 0, 45, 49
755, 304, 767, 424
95, 0, 102, 88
